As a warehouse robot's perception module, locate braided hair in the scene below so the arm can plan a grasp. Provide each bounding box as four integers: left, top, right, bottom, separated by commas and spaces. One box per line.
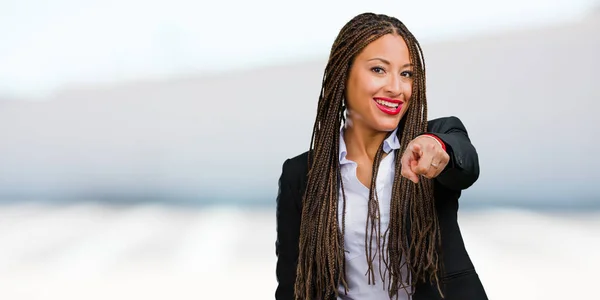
295, 13, 443, 299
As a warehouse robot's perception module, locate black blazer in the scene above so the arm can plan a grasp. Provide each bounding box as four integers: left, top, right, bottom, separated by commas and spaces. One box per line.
275, 116, 488, 300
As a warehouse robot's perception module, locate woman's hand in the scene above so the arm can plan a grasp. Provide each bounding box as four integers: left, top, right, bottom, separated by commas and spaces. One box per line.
400, 135, 450, 183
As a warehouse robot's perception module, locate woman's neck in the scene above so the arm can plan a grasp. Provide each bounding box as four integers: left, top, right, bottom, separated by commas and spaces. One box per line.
343, 123, 389, 162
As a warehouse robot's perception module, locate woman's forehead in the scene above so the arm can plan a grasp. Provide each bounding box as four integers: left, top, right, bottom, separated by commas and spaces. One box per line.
356, 34, 410, 64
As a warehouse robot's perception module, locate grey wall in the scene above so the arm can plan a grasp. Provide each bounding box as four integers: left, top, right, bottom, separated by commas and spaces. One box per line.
1, 14, 598, 207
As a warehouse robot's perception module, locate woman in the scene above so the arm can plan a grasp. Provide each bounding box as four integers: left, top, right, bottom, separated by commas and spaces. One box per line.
275, 13, 488, 300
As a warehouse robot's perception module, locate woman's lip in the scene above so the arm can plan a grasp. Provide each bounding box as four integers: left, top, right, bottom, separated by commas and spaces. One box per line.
373, 97, 403, 104
373, 99, 403, 115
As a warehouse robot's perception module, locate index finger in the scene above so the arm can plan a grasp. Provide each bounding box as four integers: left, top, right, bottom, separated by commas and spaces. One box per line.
401, 145, 419, 183
414, 144, 435, 175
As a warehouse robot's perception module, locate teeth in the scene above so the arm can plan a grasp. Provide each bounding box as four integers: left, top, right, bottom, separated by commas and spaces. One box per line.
376, 99, 399, 108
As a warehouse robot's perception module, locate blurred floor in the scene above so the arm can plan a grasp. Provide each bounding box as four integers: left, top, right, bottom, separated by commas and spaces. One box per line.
0, 203, 598, 300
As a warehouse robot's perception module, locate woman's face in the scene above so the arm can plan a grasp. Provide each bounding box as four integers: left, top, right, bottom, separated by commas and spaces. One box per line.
345, 33, 414, 133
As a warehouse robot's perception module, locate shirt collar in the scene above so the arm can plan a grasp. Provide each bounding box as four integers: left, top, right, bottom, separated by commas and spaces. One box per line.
339, 126, 401, 164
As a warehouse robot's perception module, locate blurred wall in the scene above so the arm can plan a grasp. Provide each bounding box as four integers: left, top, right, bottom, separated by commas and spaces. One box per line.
1, 13, 598, 207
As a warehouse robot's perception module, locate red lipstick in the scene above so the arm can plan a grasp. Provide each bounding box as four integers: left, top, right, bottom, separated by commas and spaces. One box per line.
373, 97, 403, 115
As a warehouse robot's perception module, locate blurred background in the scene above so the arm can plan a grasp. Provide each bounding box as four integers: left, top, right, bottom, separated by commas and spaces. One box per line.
1, 0, 599, 299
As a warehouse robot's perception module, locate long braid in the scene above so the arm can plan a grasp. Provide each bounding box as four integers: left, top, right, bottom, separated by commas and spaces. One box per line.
295, 13, 443, 300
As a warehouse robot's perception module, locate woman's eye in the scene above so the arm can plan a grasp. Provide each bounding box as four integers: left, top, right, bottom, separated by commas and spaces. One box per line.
401, 71, 414, 78
371, 66, 385, 74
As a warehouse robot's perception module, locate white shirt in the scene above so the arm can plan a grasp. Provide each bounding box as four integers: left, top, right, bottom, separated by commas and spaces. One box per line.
337, 127, 411, 300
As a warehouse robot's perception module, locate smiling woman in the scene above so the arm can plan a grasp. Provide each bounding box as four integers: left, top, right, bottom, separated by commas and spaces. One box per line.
345, 34, 414, 132
275, 12, 488, 300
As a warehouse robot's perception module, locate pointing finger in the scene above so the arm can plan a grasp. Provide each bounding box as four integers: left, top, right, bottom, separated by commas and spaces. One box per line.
401, 145, 419, 183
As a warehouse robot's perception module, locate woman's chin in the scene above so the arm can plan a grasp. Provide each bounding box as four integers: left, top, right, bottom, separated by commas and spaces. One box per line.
372, 119, 401, 132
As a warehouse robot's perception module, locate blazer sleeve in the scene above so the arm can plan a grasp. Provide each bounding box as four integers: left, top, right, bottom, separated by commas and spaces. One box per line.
275, 159, 301, 300
425, 116, 480, 191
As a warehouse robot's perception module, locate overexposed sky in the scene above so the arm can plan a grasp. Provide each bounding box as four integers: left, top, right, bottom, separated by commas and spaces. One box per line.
0, 0, 596, 98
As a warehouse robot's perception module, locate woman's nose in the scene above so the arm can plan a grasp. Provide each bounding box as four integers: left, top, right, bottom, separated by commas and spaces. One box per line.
384, 74, 403, 98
